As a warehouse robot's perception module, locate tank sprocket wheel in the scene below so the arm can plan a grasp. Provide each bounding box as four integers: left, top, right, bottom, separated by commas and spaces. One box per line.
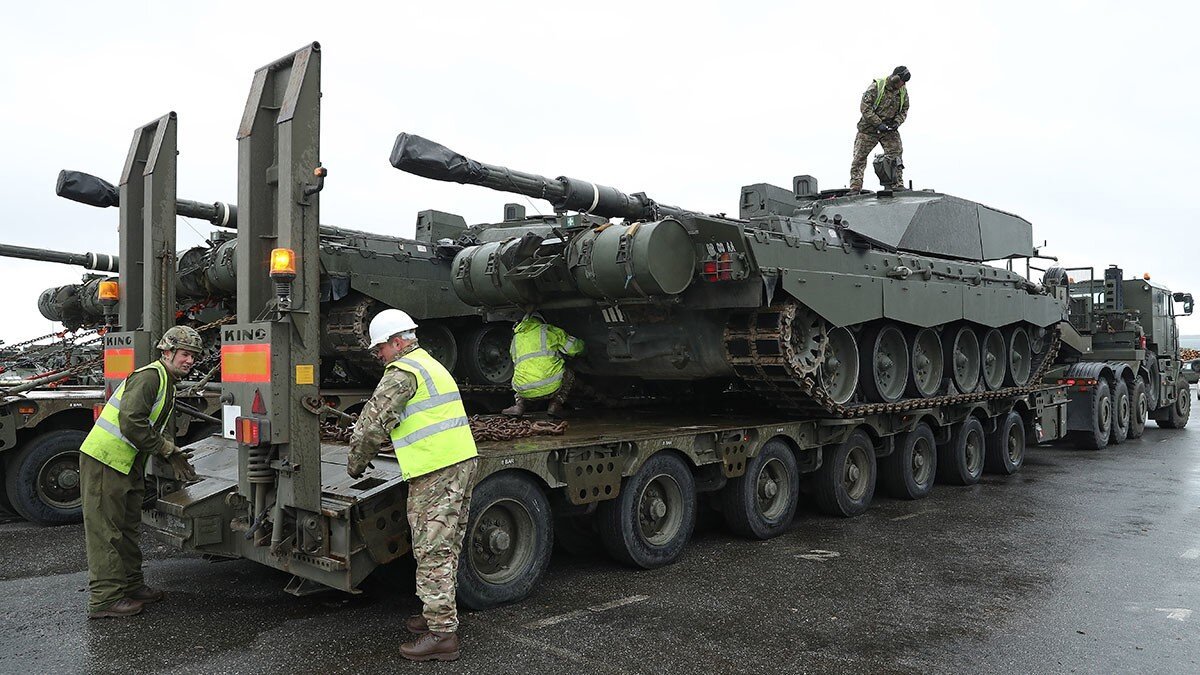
779, 303, 827, 379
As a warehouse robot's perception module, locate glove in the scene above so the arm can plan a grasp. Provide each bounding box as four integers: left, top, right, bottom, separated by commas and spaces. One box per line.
876, 123, 892, 134
167, 452, 199, 483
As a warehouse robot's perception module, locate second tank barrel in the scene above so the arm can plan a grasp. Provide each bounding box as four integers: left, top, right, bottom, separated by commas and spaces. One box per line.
56, 170, 238, 228
389, 132, 684, 221
0, 244, 118, 272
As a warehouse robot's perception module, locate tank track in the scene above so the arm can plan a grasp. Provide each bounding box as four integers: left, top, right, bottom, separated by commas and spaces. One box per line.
723, 303, 1062, 418
322, 295, 385, 382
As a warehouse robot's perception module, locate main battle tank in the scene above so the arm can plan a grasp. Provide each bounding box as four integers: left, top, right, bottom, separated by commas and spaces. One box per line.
19, 171, 589, 387
390, 133, 1067, 412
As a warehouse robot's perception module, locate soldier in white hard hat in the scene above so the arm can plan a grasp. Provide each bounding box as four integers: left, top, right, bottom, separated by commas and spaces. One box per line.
78, 325, 202, 619
346, 309, 478, 662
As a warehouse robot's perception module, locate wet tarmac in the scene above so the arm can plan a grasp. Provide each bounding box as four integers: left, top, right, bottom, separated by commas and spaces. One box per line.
2, 427, 1197, 674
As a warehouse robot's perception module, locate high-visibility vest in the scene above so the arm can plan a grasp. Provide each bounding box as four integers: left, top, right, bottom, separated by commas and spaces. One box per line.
386, 348, 478, 480
873, 78, 907, 115
510, 318, 583, 399
79, 360, 170, 475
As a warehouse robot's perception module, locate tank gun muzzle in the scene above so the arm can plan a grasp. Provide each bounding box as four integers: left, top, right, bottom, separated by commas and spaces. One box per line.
389, 133, 686, 221
0, 243, 118, 272
56, 170, 238, 228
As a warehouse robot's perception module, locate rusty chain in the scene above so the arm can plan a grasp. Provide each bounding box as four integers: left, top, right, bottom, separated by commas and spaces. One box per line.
469, 415, 568, 441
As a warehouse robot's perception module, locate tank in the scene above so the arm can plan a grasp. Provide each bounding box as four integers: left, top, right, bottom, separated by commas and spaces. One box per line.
390, 133, 1068, 412
30, 171, 597, 387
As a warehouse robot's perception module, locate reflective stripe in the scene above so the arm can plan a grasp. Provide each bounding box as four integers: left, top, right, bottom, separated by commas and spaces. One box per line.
397, 391, 463, 422
95, 416, 133, 446
563, 337, 580, 353
398, 357, 439, 396
515, 371, 563, 393
392, 416, 470, 447
513, 349, 554, 365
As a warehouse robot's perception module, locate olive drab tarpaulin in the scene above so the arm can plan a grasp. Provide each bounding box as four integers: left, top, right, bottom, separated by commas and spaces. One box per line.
389, 133, 486, 183
56, 169, 120, 208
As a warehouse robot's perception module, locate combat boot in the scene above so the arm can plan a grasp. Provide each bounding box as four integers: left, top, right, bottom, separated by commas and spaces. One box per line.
87, 598, 143, 620
128, 585, 164, 603
405, 614, 430, 634
500, 398, 527, 416
546, 401, 567, 418
400, 631, 461, 662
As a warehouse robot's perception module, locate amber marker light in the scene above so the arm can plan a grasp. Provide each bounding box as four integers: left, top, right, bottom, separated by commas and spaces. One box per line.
270, 248, 297, 278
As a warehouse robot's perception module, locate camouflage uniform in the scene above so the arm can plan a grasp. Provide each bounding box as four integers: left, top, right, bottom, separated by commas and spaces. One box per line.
347, 341, 478, 633
849, 78, 909, 191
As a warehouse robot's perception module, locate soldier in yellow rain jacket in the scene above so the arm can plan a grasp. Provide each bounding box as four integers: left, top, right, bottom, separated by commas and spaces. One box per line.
79, 326, 202, 619
501, 312, 585, 418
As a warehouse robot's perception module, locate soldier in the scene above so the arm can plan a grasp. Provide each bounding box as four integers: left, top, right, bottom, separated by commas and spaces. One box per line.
501, 311, 585, 418
849, 65, 911, 192
346, 309, 478, 662
79, 325, 202, 619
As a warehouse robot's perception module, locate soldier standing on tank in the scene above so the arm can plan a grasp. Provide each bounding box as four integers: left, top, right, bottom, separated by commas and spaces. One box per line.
849, 65, 911, 192
502, 311, 585, 418
79, 325, 202, 619
346, 309, 479, 662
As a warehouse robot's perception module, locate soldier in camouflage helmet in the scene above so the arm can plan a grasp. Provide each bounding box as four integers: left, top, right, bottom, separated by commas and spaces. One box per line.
347, 309, 478, 662
849, 65, 911, 192
78, 325, 202, 619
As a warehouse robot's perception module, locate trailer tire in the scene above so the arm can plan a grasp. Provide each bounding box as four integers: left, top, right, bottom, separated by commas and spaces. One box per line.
597, 452, 696, 569
1128, 378, 1148, 439
1157, 384, 1191, 429
721, 439, 799, 539
457, 472, 553, 610
879, 422, 937, 500
1109, 379, 1130, 445
4, 430, 86, 526
985, 411, 1025, 475
1075, 379, 1112, 450
812, 429, 876, 517
937, 417, 986, 486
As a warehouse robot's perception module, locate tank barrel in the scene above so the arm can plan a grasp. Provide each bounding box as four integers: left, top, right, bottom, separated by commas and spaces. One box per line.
389, 133, 685, 221
0, 244, 118, 272
56, 170, 238, 228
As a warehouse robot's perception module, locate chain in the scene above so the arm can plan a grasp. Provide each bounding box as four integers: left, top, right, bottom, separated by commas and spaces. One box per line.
468, 415, 568, 441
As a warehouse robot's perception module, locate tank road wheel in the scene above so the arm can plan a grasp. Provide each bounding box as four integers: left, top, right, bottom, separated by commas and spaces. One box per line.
907, 328, 944, 398
1005, 326, 1033, 387
1157, 383, 1191, 429
859, 324, 909, 403
937, 417, 986, 486
1128, 378, 1148, 439
950, 326, 981, 394
3, 430, 86, 525
812, 429, 876, 517
721, 439, 800, 539
597, 452, 697, 569
1109, 379, 1131, 445
458, 472, 554, 610
460, 322, 514, 386
416, 323, 458, 372
1074, 379, 1112, 450
880, 422, 938, 500
985, 411, 1026, 475
980, 328, 1007, 391
820, 327, 860, 405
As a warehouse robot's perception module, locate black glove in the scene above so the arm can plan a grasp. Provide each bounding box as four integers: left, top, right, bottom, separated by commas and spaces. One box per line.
876, 123, 892, 134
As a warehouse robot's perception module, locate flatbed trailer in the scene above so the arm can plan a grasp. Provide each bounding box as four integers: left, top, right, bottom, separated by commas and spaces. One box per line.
143, 386, 1070, 608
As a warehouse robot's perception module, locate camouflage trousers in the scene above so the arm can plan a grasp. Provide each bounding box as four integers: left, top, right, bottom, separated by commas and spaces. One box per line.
81, 452, 146, 613
849, 129, 903, 190
516, 367, 575, 407
408, 456, 478, 633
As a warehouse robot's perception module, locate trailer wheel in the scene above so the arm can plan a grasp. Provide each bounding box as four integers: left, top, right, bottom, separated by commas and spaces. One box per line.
457, 472, 553, 610
1109, 380, 1130, 445
1157, 383, 1191, 429
721, 439, 799, 539
880, 422, 937, 500
597, 452, 696, 569
1128, 378, 1148, 439
4, 430, 86, 526
937, 417, 986, 486
1074, 379, 1112, 449
985, 411, 1025, 475
812, 429, 876, 517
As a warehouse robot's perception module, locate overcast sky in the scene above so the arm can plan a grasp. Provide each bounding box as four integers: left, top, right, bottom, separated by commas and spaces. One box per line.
2, 0, 1197, 344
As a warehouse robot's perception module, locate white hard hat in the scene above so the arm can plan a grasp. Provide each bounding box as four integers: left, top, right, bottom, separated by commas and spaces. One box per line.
368, 309, 418, 348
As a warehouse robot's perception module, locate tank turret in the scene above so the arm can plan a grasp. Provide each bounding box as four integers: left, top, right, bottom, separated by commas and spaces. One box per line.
391, 132, 1068, 412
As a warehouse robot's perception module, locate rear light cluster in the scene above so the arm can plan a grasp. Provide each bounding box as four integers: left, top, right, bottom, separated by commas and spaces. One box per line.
702, 252, 734, 282
1057, 377, 1098, 390
235, 417, 270, 447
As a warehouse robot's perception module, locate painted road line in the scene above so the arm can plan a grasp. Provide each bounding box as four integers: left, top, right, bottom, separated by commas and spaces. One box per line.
524, 595, 650, 630
1154, 608, 1193, 621
1181, 548, 1200, 559
796, 550, 841, 562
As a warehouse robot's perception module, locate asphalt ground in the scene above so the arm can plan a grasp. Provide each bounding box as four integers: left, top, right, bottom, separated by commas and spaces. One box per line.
1, 426, 1197, 674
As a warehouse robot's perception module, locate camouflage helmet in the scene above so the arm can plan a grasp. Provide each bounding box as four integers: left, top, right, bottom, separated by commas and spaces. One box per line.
157, 326, 204, 354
